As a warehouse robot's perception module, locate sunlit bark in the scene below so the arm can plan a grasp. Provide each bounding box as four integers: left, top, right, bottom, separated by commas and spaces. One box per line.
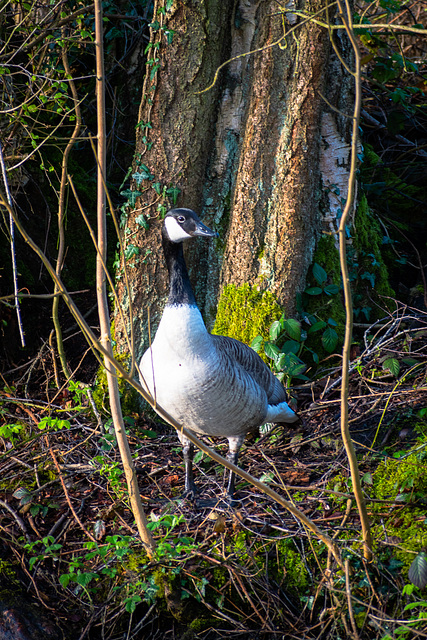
115, 0, 351, 361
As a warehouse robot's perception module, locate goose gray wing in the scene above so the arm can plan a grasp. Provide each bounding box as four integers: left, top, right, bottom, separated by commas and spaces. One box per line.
211, 335, 288, 405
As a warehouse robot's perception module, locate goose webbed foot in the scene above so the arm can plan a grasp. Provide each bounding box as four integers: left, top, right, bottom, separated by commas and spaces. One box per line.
181, 480, 198, 502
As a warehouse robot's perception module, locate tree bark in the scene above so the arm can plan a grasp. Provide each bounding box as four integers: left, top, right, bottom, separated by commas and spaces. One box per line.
114, 0, 350, 362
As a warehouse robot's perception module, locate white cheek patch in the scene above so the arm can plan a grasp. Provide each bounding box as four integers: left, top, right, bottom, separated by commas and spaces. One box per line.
165, 216, 192, 242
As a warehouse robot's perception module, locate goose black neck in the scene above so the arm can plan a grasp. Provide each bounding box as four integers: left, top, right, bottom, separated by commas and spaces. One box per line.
162, 230, 197, 306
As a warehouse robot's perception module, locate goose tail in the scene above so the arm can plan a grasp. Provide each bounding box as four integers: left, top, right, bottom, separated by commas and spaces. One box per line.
265, 401, 300, 425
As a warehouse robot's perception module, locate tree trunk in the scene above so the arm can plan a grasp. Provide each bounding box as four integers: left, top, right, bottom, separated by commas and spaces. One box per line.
114, 0, 352, 362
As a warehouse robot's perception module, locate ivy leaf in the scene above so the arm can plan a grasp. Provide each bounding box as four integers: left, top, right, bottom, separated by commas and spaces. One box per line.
124, 245, 140, 260
282, 318, 301, 341
382, 357, 400, 377
361, 472, 373, 485
322, 327, 338, 353
135, 214, 149, 229
166, 185, 181, 205
163, 29, 175, 44
132, 165, 153, 183
312, 263, 327, 286
361, 271, 376, 287
408, 552, 427, 590
120, 189, 142, 208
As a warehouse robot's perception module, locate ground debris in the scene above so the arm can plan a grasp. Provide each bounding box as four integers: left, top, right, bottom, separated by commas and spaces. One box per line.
1, 305, 427, 638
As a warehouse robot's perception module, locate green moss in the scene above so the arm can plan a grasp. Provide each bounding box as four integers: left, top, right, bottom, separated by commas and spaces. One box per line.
275, 539, 309, 593
372, 446, 427, 572
213, 283, 282, 361
188, 618, 214, 633
352, 194, 395, 316
313, 234, 341, 284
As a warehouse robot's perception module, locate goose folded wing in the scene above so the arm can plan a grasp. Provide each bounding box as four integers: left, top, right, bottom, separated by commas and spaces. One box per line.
211, 335, 288, 405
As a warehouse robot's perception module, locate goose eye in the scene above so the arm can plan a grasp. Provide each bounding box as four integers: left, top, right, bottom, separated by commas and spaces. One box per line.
177, 215, 186, 223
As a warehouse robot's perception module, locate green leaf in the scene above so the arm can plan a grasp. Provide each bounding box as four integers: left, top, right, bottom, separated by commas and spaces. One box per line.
150, 64, 160, 80
282, 318, 301, 341
135, 214, 149, 229
312, 262, 327, 285
132, 166, 153, 183
125, 595, 142, 613
75, 572, 97, 587
166, 185, 181, 204
308, 320, 327, 334
269, 320, 282, 341
305, 286, 323, 296
120, 189, 142, 208
250, 335, 263, 352
163, 29, 175, 44
324, 284, 339, 295
408, 552, 427, 589
124, 244, 140, 259
288, 362, 307, 377
59, 574, 71, 588
322, 327, 338, 353
264, 342, 280, 360
382, 357, 400, 377
281, 340, 300, 355
193, 451, 204, 464
13, 486, 32, 503
361, 472, 373, 485
403, 600, 427, 612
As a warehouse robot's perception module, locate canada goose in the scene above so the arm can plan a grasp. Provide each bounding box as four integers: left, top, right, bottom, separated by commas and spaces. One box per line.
139, 208, 299, 503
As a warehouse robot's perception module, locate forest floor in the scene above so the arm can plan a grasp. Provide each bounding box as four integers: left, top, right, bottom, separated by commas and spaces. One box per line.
1, 302, 427, 640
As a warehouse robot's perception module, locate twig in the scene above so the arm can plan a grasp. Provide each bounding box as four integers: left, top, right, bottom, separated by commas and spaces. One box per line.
47, 437, 97, 543
345, 557, 360, 640
0, 142, 25, 347
336, 0, 373, 561
0, 498, 29, 539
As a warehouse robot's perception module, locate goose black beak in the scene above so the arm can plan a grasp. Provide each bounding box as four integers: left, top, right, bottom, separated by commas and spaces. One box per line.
192, 221, 218, 238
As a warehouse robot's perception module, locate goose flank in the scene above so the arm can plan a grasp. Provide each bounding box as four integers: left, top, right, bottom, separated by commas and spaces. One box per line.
139, 208, 299, 503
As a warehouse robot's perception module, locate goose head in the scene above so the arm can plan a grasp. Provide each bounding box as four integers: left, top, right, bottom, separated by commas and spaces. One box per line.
163, 208, 218, 243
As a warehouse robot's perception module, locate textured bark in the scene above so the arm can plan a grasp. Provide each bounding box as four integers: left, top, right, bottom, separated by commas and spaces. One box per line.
115, 0, 233, 360
115, 0, 351, 362
216, 1, 330, 312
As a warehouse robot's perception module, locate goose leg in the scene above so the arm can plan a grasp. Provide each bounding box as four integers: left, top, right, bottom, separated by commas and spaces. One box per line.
226, 436, 244, 505
178, 433, 197, 499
